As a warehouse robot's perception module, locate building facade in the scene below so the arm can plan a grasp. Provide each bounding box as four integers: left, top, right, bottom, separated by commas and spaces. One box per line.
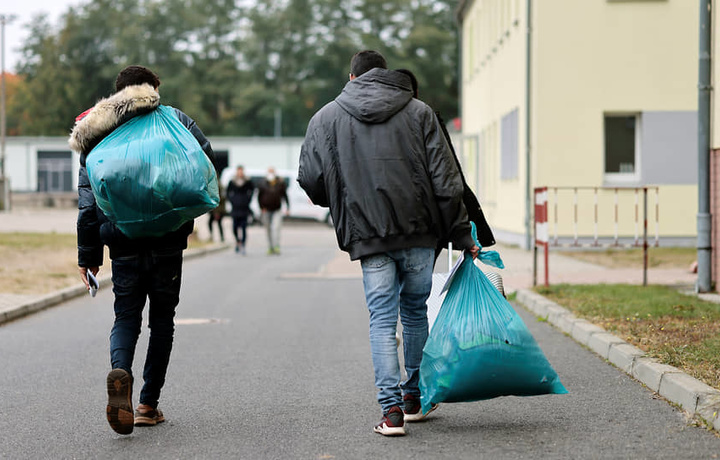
457, 0, 698, 249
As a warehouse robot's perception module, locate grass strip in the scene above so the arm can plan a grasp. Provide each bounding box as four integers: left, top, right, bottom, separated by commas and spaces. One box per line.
534, 284, 720, 390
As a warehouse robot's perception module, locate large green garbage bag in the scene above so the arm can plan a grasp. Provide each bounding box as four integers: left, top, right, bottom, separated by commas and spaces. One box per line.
86, 105, 219, 239
419, 224, 568, 414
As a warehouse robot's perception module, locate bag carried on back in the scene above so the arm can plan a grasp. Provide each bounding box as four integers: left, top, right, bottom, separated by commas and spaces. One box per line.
86, 105, 219, 239
419, 223, 568, 414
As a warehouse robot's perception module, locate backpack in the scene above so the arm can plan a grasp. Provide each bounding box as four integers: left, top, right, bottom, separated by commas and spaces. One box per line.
86, 105, 219, 239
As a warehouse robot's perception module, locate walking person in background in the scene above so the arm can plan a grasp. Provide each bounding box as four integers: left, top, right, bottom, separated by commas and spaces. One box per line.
206, 182, 227, 242
299, 50, 478, 437
257, 167, 289, 255
71, 65, 213, 435
226, 165, 255, 254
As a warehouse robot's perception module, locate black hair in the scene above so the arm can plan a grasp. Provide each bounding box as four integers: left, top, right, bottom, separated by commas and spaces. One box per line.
115, 65, 161, 92
395, 69, 418, 98
350, 50, 387, 78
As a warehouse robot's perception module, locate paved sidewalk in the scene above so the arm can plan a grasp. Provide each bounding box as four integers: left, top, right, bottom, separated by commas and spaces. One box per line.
301, 239, 698, 292
0, 208, 698, 289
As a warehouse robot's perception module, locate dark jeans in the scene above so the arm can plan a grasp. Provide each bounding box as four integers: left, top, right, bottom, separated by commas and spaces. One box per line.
208, 213, 225, 241
232, 215, 248, 245
110, 248, 183, 409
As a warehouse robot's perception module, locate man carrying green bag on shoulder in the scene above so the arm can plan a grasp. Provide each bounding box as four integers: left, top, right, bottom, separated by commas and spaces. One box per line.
70, 65, 216, 435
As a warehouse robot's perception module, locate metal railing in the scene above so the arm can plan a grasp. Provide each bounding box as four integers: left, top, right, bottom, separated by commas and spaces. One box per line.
533, 186, 659, 287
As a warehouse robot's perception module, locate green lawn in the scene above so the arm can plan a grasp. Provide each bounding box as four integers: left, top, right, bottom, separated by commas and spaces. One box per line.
0, 231, 212, 294
535, 284, 720, 391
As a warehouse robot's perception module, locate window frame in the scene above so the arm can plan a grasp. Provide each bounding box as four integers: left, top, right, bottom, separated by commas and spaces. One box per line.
603, 112, 641, 185
37, 150, 73, 193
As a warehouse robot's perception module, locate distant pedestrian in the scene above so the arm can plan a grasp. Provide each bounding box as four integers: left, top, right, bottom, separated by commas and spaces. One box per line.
226, 165, 255, 254
257, 167, 289, 255
299, 50, 478, 436
207, 182, 227, 242
395, 68, 495, 260
71, 65, 214, 435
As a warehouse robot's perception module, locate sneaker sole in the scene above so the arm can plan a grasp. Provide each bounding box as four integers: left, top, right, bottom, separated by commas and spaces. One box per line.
373, 424, 406, 436
106, 369, 133, 435
404, 403, 438, 422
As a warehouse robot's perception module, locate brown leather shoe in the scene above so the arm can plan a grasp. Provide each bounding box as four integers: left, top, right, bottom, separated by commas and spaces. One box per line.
106, 369, 134, 435
134, 404, 166, 426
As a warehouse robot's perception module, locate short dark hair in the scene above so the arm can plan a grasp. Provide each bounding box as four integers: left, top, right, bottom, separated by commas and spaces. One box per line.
350, 50, 387, 78
115, 65, 161, 92
395, 69, 418, 98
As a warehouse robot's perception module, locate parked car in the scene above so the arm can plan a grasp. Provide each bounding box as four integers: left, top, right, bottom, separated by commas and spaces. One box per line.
220, 167, 331, 225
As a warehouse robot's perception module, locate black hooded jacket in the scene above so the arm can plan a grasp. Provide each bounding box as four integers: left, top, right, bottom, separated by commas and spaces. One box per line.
298, 68, 475, 260
69, 84, 213, 266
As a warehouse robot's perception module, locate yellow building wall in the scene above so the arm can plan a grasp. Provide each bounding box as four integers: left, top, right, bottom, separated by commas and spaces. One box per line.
544, 186, 697, 243
533, 0, 697, 240
460, 0, 527, 241
534, 3, 696, 171
460, 0, 698, 244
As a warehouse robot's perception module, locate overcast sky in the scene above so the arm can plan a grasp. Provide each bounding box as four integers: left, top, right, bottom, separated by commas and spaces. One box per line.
3, 0, 81, 73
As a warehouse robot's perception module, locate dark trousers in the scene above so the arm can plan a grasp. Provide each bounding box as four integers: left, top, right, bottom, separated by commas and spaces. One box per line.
109, 249, 183, 408
232, 215, 248, 245
208, 213, 225, 241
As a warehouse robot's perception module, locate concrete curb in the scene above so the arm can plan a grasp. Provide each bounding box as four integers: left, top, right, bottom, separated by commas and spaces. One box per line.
516, 288, 720, 432
0, 243, 230, 327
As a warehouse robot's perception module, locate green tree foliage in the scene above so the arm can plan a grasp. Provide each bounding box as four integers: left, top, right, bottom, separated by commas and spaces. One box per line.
9, 0, 459, 137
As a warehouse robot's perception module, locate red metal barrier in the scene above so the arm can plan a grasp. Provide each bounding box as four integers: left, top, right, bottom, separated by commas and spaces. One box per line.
534, 186, 657, 287
533, 187, 549, 287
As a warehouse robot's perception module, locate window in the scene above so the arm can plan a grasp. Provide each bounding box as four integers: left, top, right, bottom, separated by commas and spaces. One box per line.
37, 151, 72, 192
501, 108, 519, 180
604, 115, 639, 182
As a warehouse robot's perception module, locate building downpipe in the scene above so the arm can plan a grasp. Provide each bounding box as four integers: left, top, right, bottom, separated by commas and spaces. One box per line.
698, 0, 713, 292
525, 0, 533, 250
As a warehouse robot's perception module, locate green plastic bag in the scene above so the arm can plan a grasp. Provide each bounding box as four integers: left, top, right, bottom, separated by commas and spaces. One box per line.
86, 105, 219, 238
419, 224, 568, 413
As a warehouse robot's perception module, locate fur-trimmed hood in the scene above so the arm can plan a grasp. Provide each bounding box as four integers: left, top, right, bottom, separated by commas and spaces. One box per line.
69, 83, 160, 157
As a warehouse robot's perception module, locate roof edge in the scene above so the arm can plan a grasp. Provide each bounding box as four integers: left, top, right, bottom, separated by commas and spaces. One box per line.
455, 0, 475, 24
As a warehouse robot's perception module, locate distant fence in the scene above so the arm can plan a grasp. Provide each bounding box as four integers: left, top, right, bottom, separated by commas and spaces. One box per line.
533, 186, 660, 287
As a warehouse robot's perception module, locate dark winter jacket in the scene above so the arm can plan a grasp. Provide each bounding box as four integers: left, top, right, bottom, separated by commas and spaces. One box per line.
210, 183, 228, 218
257, 178, 288, 212
226, 177, 255, 218
70, 84, 214, 266
298, 68, 475, 261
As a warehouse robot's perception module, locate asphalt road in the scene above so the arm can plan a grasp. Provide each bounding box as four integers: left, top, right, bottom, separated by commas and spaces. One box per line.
1, 223, 719, 459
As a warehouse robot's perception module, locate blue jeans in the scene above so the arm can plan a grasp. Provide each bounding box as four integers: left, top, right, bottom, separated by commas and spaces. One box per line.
110, 249, 183, 409
360, 247, 434, 413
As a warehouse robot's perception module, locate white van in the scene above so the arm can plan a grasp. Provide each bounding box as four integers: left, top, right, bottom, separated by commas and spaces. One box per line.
220, 167, 331, 225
